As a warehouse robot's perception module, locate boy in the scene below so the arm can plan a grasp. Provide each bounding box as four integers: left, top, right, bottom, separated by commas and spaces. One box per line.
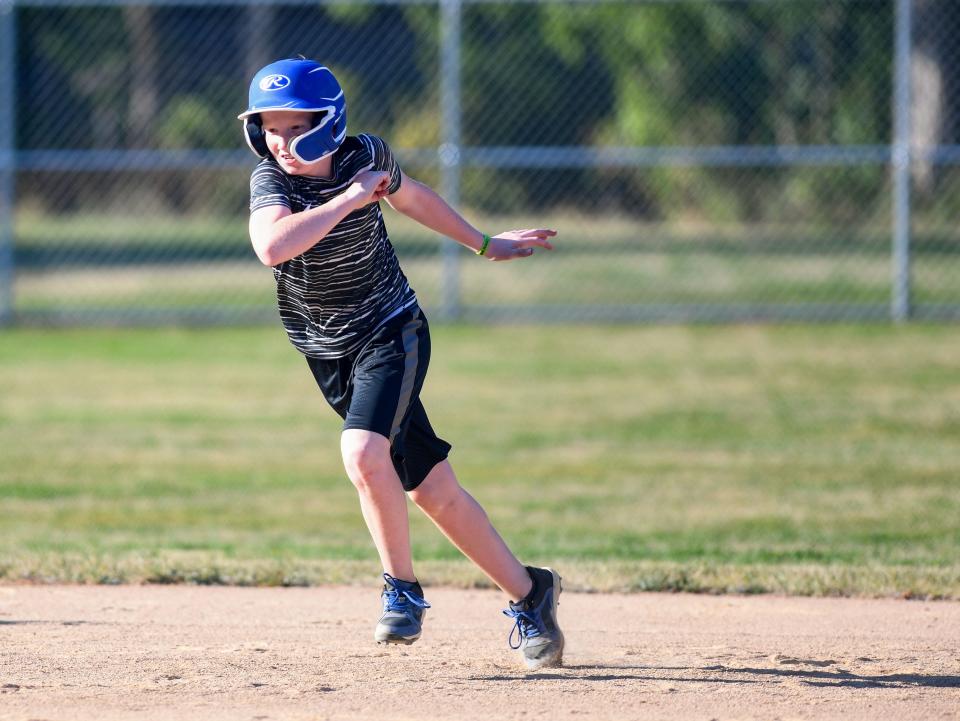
240, 57, 562, 669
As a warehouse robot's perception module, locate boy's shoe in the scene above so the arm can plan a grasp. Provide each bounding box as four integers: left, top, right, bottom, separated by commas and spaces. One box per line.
502, 566, 564, 669
374, 573, 430, 645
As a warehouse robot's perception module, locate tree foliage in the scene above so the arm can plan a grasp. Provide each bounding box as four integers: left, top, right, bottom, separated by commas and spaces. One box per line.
15, 1, 959, 219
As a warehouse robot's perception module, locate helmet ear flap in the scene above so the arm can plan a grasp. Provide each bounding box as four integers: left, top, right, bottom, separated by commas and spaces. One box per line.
243, 116, 269, 158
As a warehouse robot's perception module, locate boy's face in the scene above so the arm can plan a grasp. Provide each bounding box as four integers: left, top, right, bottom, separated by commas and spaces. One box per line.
260, 111, 324, 175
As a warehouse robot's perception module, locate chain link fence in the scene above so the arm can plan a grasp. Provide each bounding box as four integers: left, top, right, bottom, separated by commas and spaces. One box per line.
2, 0, 959, 325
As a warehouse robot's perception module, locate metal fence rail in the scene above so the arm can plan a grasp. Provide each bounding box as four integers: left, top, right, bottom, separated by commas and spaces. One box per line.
3, 0, 960, 325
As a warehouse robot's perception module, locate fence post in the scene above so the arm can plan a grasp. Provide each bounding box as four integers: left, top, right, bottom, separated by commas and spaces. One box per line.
891, 0, 913, 323
438, 0, 462, 321
0, 0, 15, 326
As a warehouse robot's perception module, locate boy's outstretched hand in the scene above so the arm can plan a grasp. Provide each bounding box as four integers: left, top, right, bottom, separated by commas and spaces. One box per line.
483, 228, 557, 261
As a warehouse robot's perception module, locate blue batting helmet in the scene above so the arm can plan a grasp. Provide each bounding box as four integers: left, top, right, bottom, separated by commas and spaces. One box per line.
239, 58, 347, 163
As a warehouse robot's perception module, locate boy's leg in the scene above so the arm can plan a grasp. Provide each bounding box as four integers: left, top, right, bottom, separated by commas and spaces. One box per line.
331, 308, 435, 645
340, 428, 415, 582
408, 457, 564, 669
407, 459, 532, 601
341, 428, 430, 645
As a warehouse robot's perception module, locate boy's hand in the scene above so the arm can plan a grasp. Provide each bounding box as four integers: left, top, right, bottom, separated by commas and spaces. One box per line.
347, 170, 391, 208
483, 228, 557, 261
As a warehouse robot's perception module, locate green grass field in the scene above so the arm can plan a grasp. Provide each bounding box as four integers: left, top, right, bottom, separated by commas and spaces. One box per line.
1, 324, 959, 598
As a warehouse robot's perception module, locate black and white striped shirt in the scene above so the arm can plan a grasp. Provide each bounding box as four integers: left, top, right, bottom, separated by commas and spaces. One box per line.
249, 134, 418, 358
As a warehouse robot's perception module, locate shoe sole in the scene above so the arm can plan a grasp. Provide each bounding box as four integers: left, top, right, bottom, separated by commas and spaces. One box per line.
374, 631, 421, 645
374, 619, 424, 645
524, 567, 564, 670
375, 637, 419, 645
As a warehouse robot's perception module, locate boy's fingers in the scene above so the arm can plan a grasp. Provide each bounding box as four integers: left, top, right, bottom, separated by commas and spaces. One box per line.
517, 238, 554, 250
512, 228, 557, 239
484, 235, 553, 260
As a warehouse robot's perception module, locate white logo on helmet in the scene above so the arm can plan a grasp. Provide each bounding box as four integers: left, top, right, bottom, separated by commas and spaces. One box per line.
259, 74, 291, 91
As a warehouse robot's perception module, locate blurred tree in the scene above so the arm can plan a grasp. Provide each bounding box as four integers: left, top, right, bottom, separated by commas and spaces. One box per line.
123, 5, 159, 148
244, 5, 275, 83
23, 7, 127, 150
911, 0, 960, 195
16, 0, 952, 225
525, 1, 894, 220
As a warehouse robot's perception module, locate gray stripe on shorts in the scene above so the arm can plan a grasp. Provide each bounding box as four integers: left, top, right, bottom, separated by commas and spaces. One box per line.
390, 311, 422, 442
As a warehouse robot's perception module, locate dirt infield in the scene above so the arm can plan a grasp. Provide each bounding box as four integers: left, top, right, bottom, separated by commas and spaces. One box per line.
1, 586, 958, 721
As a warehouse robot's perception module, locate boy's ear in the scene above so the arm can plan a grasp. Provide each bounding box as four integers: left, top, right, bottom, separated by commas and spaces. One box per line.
243, 117, 270, 158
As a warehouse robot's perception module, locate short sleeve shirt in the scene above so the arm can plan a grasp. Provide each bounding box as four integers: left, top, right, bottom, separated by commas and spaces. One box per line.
249, 134, 417, 358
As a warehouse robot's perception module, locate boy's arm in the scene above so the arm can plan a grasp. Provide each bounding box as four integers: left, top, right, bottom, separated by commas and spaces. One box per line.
249, 170, 391, 266
385, 172, 556, 260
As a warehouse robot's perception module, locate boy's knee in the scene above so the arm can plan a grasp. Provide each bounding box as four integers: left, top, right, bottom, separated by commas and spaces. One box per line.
410, 466, 468, 516
341, 430, 392, 488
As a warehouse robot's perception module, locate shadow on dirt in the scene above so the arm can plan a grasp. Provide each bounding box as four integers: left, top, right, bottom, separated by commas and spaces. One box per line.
470, 664, 760, 684
0, 620, 108, 626
471, 663, 960, 689
710, 665, 960, 689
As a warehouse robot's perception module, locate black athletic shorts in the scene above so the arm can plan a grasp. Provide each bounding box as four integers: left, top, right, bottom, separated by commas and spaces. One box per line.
305, 305, 452, 491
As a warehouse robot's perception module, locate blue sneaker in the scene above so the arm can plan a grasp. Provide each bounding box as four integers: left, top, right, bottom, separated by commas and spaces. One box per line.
503, 566, 564, 669
374, 573, 430, 645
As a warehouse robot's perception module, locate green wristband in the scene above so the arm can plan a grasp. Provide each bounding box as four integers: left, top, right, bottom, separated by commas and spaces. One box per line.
477, 233, 491, 256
